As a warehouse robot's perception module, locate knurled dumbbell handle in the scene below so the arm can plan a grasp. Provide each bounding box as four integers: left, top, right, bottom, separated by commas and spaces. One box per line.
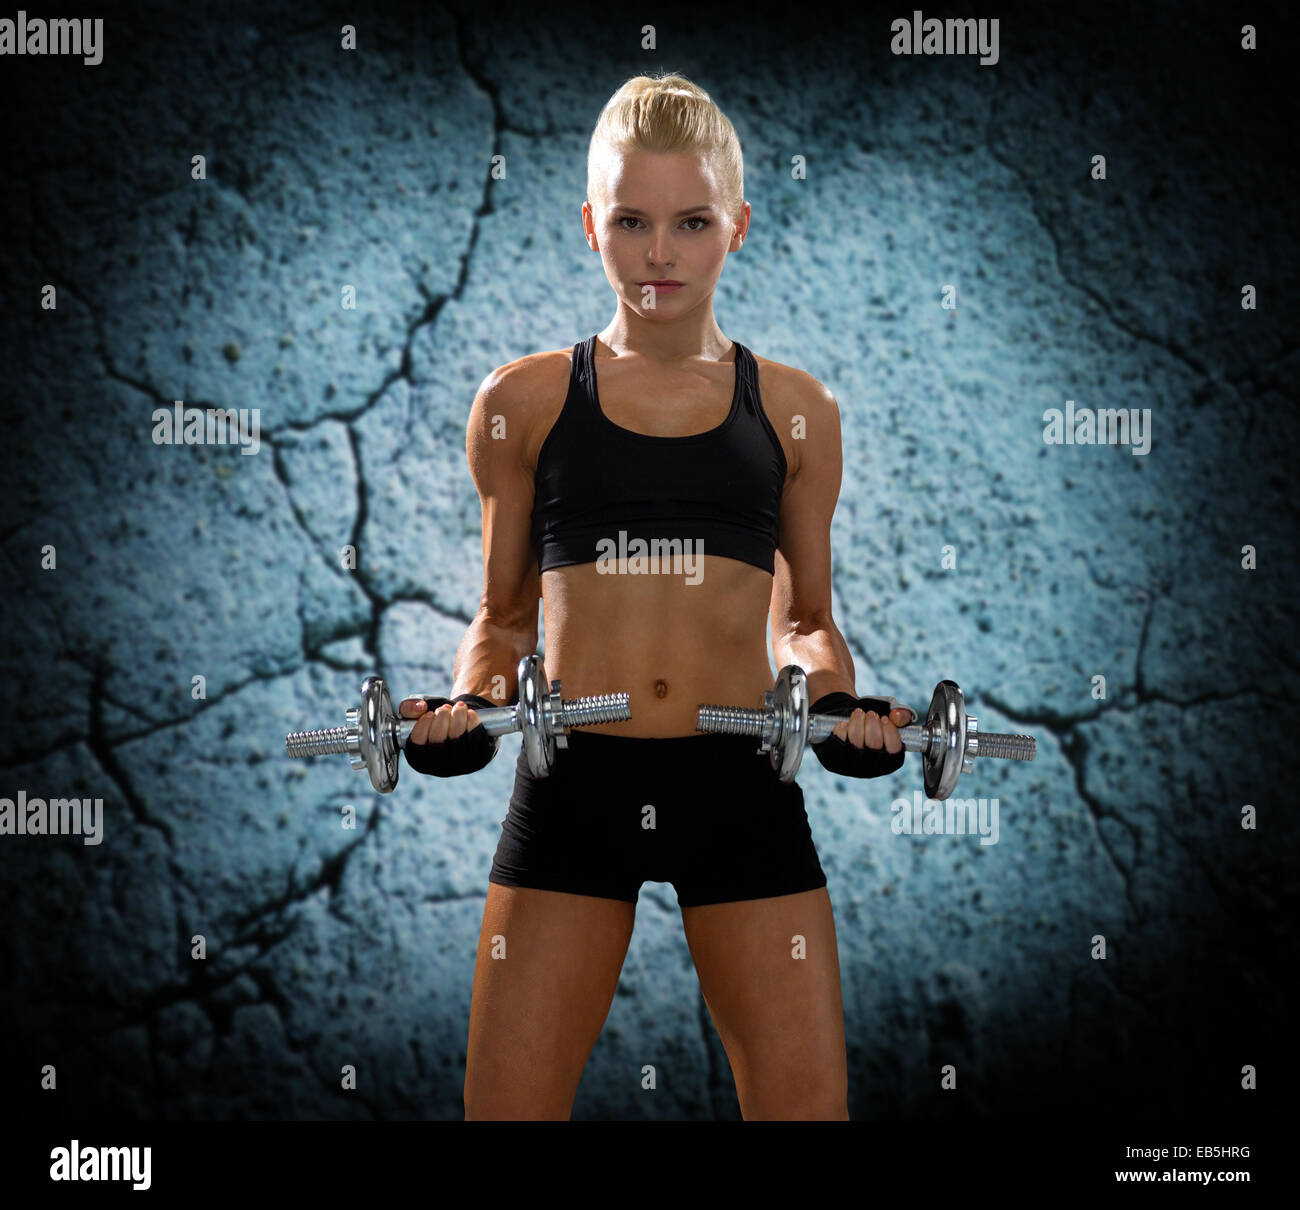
287, 693, 630, 757
281, 706, 528, 759
807, 715, 1035, 760
285, 726, 352, 758
390, 694, 631, 747
285, 652, 632, 793
697, 705, 1036, 761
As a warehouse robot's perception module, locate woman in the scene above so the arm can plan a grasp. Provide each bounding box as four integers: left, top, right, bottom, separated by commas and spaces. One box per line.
400, 72, 915, 1120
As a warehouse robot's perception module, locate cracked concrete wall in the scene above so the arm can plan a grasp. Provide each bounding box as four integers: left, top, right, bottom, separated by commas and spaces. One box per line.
0, 0, 1296, 1121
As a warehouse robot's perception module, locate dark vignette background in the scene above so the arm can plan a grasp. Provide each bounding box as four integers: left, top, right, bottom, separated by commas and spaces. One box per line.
0, 0, 1296, 1124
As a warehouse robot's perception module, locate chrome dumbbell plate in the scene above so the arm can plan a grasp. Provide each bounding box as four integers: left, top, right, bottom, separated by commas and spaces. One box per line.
767, 664, 812, 783
519, 654, 564, 778
922, 680, 968, 801
349, 676, 402, 794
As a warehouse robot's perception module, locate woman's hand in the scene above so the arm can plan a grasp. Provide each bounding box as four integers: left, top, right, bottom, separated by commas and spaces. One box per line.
830, 705, 915, 754
400, 697, 483, 743
399, 695, 498, 777
809, 693, 914, 780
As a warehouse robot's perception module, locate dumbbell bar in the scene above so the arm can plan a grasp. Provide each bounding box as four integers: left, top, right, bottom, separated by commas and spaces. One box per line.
285, 654, 630, 792
697, 665, 1036, 799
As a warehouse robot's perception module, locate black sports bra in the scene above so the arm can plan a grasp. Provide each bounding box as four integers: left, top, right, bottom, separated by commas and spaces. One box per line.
530, 335, 788, 575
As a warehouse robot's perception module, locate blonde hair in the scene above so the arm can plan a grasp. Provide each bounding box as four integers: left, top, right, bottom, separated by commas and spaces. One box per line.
587, 72, 744, 222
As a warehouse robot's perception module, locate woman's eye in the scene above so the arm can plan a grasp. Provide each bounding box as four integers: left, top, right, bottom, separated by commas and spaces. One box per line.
615, 216, 710, 231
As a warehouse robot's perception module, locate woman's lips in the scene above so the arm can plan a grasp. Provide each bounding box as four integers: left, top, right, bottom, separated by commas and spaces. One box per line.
640, 281, 683, 293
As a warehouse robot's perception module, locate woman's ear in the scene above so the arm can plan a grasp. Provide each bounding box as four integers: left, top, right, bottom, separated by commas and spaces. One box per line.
581, 199, 600, 252
730, 200, 751, 250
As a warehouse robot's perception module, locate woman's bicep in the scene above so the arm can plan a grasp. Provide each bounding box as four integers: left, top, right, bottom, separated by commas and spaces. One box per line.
771, 375, 843, 636
466, 365, 542, 635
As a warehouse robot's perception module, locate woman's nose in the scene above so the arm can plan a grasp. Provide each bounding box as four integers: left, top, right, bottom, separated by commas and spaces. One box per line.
647, 233, 675, 267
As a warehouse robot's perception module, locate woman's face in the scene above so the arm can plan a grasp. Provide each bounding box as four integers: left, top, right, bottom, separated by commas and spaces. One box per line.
583, 148, 749, 317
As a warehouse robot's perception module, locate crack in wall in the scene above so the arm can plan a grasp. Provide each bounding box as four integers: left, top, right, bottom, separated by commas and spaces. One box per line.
84, 662, 174, 846
232, 797, 383, 937
15, 12, 525, 767
984, 70, 1230, 396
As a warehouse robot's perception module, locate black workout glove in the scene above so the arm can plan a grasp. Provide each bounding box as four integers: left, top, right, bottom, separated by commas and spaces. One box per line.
809, 692, 913, 780
402, 693, 501, 778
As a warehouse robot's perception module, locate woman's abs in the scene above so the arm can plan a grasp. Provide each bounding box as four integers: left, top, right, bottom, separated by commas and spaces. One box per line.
538, 557, 776, 737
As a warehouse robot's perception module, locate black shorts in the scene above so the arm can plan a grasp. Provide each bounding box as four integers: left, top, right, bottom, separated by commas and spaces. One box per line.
488, 730, 828, 907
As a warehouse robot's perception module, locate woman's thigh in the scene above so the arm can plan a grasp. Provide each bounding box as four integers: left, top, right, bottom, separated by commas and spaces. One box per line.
681, 886, 849, 1120
464, 882, 636, 1120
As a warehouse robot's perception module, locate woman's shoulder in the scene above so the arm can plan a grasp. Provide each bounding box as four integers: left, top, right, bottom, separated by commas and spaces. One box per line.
748, 350, 840, 424
479, 344, 575, 400
466, 346, 579, 470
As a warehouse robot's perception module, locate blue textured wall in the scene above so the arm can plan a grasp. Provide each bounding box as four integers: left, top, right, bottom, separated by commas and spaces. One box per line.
1, 0, 1296, 1123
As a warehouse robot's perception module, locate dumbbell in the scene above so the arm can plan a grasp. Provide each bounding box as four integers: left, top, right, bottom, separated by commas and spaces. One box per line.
285, 654, 631, 792
696, 665, 1036, 799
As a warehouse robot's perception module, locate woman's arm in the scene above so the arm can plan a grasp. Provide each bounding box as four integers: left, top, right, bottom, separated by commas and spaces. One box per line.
769, 371, 912, 762
450, 361, 544, 705
768, 371, 859, 704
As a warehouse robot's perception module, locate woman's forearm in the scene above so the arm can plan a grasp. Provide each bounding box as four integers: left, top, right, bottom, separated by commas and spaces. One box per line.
451, 608, 538, 704
773, 615, 858, 702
